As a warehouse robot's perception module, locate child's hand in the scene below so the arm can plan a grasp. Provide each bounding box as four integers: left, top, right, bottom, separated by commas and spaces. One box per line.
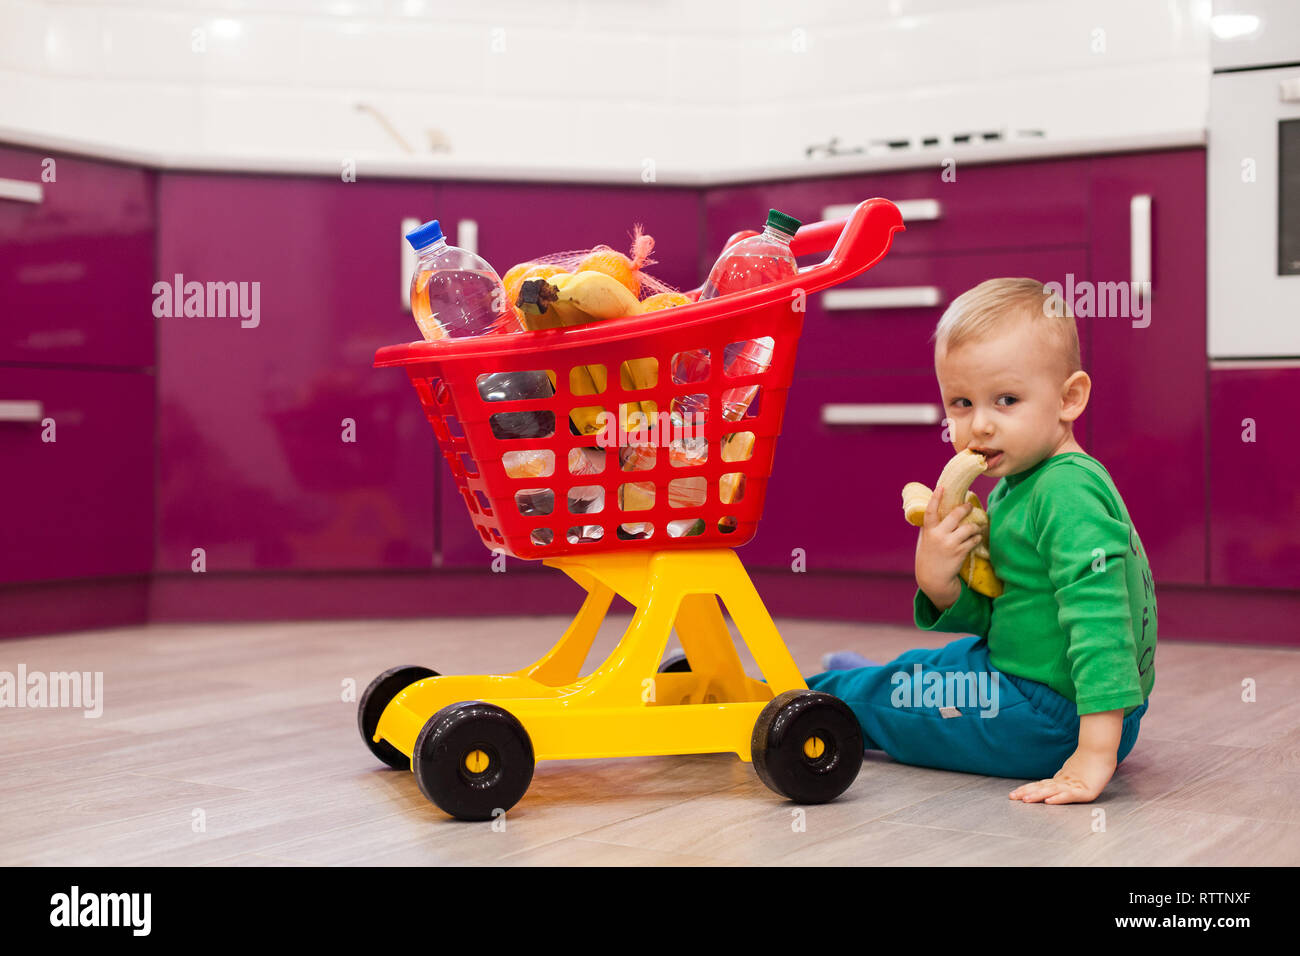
1009, 749, 1117, 804
915, 483, 983, 607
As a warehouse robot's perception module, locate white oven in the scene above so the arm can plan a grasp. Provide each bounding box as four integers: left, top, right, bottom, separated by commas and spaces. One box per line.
1208, 1, 1300, 359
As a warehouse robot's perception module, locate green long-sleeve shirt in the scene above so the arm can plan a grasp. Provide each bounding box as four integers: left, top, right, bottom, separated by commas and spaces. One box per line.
913, 451, 1156, 716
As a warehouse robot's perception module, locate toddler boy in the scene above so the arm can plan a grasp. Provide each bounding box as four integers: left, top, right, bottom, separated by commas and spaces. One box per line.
806, 277, 1156, 804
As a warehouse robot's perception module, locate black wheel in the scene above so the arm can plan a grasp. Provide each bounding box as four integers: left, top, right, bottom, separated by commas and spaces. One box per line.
751, 690, 863, 804
658, 651, 691, 673
413, 702, 535, 821
358, 665, 438, 770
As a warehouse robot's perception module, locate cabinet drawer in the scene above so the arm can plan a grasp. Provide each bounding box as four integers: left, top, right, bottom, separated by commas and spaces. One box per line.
794, 247, 1092, 375
0, 367, 153, 583
1209, 366, 1300, 589
704, 156, 1091, 272
0, 146, 156, 368
743, 372, 997, 573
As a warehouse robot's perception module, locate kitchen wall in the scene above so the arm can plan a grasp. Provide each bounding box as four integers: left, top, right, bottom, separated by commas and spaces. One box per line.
0, 0, 1211, 172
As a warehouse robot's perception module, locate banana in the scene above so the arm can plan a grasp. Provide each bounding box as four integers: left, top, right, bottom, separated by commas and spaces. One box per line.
544, 365, 607, 437
901, 450, 1004, 599
935, 449, 988, 514
961, 549, 1001, 596
902, 482, 932, 525
516, 274, 575, 329
517, 270, 644, 324
552, 270, 644, 321
718, 431, 757, 504
543, 295, 602, 329
904, 485, 988, 533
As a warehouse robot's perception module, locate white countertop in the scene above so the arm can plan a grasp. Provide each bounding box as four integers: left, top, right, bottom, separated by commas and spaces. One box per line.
0, 126, 1206, 184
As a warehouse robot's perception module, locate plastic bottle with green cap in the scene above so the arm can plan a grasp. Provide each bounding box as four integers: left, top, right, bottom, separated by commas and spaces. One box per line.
663, 208, 802, 537
672, 208, 802, 422
699, 208, 803, 302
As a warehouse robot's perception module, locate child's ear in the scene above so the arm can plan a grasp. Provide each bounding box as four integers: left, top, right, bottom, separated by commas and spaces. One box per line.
1060, 371, 1091, 422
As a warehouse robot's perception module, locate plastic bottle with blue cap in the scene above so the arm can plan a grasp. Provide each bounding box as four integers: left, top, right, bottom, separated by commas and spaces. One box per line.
407, 219, 557, 456
406, 219, 511, 341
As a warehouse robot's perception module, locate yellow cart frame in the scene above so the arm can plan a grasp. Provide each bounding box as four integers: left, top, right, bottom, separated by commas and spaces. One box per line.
374, 549, 804, 765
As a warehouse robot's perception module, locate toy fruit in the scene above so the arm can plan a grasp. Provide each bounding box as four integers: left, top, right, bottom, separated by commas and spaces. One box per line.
902, 449, 1004, 598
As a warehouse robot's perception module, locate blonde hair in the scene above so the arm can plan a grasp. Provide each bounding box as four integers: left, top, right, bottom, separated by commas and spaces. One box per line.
931, 277, 1081, 380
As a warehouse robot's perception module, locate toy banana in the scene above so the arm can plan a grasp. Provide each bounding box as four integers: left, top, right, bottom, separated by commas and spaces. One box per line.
902, 449, 1004, 598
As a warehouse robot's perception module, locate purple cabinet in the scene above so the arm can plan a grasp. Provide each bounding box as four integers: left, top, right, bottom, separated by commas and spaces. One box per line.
427, 182, 702, 566
1209, 366, 1300, 589
0, 367, 153, 582
0, 146, 155, 369
156, 174, 435, 572
1087, 150, 1207, 586
0, 145, 156, 589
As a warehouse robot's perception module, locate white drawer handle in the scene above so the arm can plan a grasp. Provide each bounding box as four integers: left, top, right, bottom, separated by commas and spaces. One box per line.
0, 178, 43, 204
1130, 194, 1152, 292
457, 219, 479, 255
0, 400, 44, 422
821, 403, 942, 426
824, 199, 941, 223
400, 216, 421, 313
822, 286, 942, 310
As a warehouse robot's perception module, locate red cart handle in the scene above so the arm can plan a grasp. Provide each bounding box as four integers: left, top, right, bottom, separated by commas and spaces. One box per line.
790, 198, 904, 285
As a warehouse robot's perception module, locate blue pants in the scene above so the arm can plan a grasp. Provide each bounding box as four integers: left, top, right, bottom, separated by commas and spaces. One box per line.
804, 635, 1149, 780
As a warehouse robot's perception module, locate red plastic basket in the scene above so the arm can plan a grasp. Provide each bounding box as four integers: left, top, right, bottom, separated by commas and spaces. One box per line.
375, 198, 904, 560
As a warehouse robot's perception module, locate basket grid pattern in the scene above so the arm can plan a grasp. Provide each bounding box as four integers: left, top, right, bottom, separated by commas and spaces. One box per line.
405, 304, 803, 559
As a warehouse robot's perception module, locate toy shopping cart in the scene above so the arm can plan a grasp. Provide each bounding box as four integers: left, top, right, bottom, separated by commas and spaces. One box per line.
362, 198, 905, 820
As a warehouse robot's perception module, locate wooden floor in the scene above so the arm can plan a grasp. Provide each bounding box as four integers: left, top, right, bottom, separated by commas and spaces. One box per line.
2, 612, 1298, 866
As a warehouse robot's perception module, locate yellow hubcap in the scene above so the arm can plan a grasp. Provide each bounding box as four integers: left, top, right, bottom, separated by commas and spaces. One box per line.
464, 749, 490, 773
803, 735, 826, 759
